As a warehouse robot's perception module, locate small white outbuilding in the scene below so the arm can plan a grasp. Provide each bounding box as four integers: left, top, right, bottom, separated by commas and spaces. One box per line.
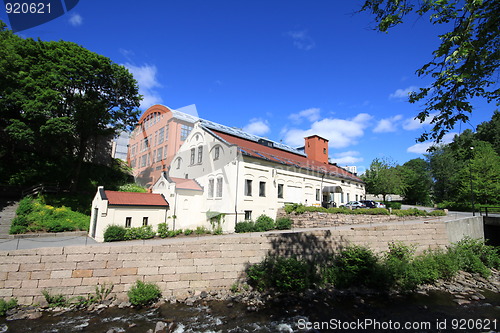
89, 186, 169, 242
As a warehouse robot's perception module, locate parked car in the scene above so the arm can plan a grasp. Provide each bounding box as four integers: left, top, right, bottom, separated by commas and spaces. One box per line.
342, 201, 367, 209
360, 200, 376, 208
375, 202, 386, 209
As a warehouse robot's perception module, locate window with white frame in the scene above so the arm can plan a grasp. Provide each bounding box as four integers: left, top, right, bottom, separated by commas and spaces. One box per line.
190, 148, 195, 165
259, 181, 266, 197
197, 146, 203, 164
214, 146, 220, 160
208, 179, 214, 198
157, 147, 163, 161
216, 177, 223, 197
277, 184, 284, 198
245, 179, 252, 196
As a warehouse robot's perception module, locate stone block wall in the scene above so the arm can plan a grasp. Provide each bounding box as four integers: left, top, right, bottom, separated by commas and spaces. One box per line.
276, 209, 423, 228
0, 220, 450, 305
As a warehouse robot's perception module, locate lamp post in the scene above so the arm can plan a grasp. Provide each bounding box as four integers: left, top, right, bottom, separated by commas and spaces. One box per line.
469, 146, 475, 216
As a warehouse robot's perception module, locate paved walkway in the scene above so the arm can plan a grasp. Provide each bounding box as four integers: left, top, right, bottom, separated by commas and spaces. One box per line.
0, 200, 18, 239
0, 208, 478, 251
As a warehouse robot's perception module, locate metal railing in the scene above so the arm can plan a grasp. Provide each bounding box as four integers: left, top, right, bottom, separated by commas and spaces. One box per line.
479, 206, 500, 217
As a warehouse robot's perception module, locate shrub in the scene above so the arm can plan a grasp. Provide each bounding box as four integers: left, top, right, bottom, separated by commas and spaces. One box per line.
0, 298, 17, 316
235, 221, 255, 233
254, 215, 274, 232
9, 225, 27, 234
449, 237, 500, 277
16, 196, 34, 216
247, 257, 317, 292
275, 217, 292, 230
157, 223, 169, 238
42, 290, 68, 308
328, 245, 387, 289
195, 226, 210, 235
384, 202, 402, 209
103, 225, 127, 242
127, 280, 161, 307
124, 225, 155, 240
184, 229, 193, 236
117, 183, 147, 193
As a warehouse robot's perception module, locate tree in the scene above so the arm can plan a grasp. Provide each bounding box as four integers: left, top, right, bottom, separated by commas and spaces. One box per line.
0, 21, 142, 188
476, 110, 500, 155
399, 158, 433, 205
360, 0, 500, 143
362, 158, 405, 202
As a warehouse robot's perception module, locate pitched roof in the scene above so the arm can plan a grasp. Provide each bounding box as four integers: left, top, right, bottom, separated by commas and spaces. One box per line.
208, 129, 362, 183
169, 177, 203, 191
103, 190, 169, 207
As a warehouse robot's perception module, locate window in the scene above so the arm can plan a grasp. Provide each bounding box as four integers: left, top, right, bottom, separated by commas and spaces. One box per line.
164, 125, 169, 141
208, 179, 214, 198
142, 217, 148, 226
152, 150, 156, 163
355, 194, 358, 201
176, 158, 181, 169
216, 177, 223, 197
125, 217, 131, 228
244, 210, 252, 221
180, 124, 193, 141
259, 181, 266, 197
197, 146, 203, 164
158, 127, 165, 145
277, 184, 284, 199
214, 146, 220, 160
141, 155, 147, 167
316, 189, 320, 201
245, 179, 252, 196
190, 148, 195, 165
346, 193, 350, 202
157, 147, 163, 161
164, 145, 168, 159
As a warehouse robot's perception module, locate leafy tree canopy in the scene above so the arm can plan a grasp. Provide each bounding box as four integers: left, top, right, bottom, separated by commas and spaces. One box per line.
360, 0, 500, 143
0, 21, 142, 187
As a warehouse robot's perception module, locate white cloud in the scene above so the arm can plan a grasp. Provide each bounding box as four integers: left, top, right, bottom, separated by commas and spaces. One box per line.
331, 151, 363, 165
402, 112, 438, 130
287, 30, 315, 51
288, 108, 321, 124
243, 118, 270, 136
373, 115, 403, 133
407, 132, 457, 154
389, 86, 418, 99
123, 63, 162, 109
282, 113, 372, 149
68, 13, 83, 27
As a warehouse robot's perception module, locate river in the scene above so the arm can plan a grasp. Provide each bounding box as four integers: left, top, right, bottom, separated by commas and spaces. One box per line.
1, 290, 499, 332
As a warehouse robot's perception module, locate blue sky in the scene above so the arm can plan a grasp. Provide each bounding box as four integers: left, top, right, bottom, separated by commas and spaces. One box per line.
1, 1, 495, 173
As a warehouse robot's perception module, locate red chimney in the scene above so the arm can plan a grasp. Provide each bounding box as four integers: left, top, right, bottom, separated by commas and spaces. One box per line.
304, 135, 329, 164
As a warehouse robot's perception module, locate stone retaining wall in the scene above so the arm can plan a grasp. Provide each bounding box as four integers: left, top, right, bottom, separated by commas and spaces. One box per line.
276, 209, 422, 228
0, 220, 450, 305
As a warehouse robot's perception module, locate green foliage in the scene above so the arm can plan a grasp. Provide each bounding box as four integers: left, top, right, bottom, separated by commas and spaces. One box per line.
195, 226, 210, 235
166, 229, 183, 237
124, 225, 155, 240
42, 290, 68, 308
0, 24, 141, 188
450, 237, 500, 275
360, 0, 499, 143
247, 257, 317, 292
383, 202, 402, 209
127, 280, 161, 307
117, 183, 147, 193
0, 298, 17, 316
235, 221, 255, 233
157, 223, 169, 238
10, 196, 90, 234
254, 215, 275, 232
183, 229, 193, 236
103, 225, 126, 242
327, 245, 387, 289
275, 217, 293, 230
207, 211, 225, 235
361, 158, 405, 202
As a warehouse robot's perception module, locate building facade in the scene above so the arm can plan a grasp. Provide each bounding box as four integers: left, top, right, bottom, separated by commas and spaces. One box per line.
151, 120, 365, 233
127, 105, 196, 187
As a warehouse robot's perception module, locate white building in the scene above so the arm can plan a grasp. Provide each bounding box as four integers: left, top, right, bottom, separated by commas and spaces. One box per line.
152, 120, 365, 233
89, 187, 169, 242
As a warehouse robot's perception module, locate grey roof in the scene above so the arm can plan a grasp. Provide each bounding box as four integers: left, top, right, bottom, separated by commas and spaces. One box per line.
170, 107, 306, 157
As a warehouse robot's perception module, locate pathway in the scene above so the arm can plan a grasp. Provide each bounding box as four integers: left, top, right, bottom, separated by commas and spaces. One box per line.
0, 200, 18, 239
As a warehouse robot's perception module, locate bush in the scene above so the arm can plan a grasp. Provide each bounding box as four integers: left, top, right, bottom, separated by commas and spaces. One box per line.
127, 280, 161, 307
195, 226, 210, 235
247, 257, 317, 292
254, 215, 274, 232
117, 183, 147, 193
327, 245, 387, 289
157, 223, 169, 238
0, 298, 17, 316
16, 196, 34, 216
124, 225, 155, 240
275, 217, 292, 230
103, 225, 127, 242
449, 237, 500, 277
384, 202, 402, 209
41, 290, 68, 308
184, 229, 193, 236
235, 221, 255, 233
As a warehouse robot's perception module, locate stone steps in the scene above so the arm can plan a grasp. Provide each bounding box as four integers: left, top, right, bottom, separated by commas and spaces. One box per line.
0, 200, 19, 238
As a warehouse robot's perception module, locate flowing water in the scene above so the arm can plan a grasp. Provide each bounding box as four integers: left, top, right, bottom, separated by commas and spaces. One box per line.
1, 291, 499, 332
